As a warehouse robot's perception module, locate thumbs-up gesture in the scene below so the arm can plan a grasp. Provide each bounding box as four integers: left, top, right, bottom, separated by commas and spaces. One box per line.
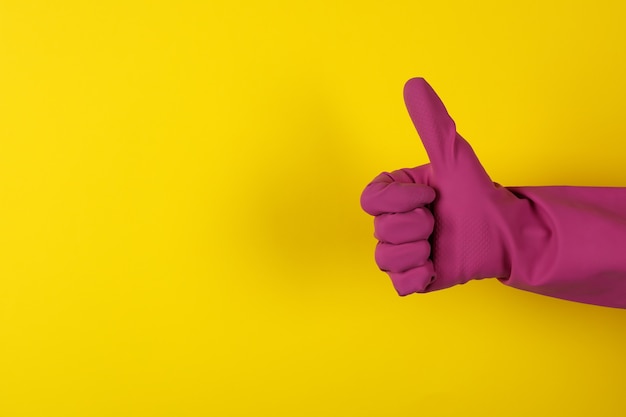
362, 77, 626, 308
361, 78, 511, 295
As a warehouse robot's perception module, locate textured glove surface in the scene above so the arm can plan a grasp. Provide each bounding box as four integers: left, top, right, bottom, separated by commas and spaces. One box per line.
361, 78, 626, 309
361, 78, 512, 295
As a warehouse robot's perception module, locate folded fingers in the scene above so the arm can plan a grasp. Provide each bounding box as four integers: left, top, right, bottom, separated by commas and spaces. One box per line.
374, 208, 434, 244
360, 171, 435, 216
375, 240, 431, 273
388, 262, 435, 295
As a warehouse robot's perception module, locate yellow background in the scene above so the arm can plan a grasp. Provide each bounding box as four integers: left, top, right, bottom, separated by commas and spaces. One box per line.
1, 1, 625, 416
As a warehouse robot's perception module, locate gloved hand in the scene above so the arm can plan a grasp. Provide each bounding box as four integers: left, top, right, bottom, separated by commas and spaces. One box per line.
360, 77, 626, 309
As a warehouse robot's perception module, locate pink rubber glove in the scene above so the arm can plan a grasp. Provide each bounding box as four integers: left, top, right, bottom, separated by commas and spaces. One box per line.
360, 77, 626, 309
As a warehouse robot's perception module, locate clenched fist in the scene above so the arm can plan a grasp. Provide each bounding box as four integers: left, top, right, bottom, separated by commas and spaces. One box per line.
360, 78, 626, 309
360, 78, 511, 295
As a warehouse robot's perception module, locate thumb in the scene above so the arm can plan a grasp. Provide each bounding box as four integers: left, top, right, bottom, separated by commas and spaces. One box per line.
403, 78, 489, 183
403, 78, 457, 170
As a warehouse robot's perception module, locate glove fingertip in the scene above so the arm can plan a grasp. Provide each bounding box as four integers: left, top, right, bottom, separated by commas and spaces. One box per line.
389, 262, 435, 295
361, 179, 436, 216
